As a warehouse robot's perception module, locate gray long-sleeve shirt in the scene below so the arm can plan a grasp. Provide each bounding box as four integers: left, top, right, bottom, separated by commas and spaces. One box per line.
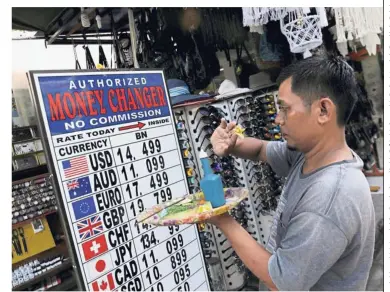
265, 142, 375, 291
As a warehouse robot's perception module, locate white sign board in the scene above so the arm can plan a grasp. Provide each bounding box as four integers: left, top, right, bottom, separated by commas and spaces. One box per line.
28, 70, 210, 291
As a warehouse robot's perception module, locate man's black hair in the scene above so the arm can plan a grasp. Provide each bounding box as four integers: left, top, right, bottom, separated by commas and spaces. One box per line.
276, 55, 358, 126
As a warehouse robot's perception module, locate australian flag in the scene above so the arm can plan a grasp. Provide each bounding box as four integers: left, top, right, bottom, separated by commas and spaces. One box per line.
67, 176, 92, 200
72, 196, 97, 220
76, 215, 103, 240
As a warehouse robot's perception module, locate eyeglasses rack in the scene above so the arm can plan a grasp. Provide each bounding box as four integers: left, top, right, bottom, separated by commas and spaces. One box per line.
180, 100, 251, 290
173, 109, 223, 290
171, 88, 286, 290
227, 91, 285, 248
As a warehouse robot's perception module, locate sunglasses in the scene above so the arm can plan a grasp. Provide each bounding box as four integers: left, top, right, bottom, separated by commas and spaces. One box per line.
223, 250, 238, 262
258, 95, 275, 104
197, 134, 212, 151
184, 159, 195, 168
193, 116, 220, 133
222, 178, 243, 188
264, 132, 282, 140
190, 185, 201, 194
195, 124, 217, 142
191, 106, 227, 123
174, 110, 185, 117
236, 112, 260, 123
203, 250, 217, 259
231, 99, 245, 111
186, 168, 195, 177
179, 140, 190, 149
243, 127, 263, 137
201, 240, 214, 249
188, 176, 199, 186
182, 149, 193, 158
203, 144, 214, 154
200, 231, 214, 241
176, 121, 186, 131
177, 130, 189, 141
248, 172, 264, 184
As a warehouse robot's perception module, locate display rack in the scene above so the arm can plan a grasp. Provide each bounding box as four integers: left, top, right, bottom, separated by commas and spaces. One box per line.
12, 126, 47, 172
170, 88, 284, 290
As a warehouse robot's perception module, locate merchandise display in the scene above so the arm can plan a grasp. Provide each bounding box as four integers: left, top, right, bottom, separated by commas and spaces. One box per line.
332, 7, 383, 56
12, 126, 46, 172
12, 174, 57, 225
12, 256, 65, 288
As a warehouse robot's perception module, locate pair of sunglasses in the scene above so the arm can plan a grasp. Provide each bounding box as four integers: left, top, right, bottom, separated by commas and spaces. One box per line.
193, 116, 220, 133
191, 106, 227, 122
195, 124, 217, 142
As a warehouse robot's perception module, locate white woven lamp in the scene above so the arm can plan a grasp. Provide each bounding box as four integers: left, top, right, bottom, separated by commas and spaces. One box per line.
280, 14, 323, 59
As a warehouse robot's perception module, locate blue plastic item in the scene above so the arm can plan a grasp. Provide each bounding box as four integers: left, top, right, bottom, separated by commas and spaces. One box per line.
199, 150, 226, 208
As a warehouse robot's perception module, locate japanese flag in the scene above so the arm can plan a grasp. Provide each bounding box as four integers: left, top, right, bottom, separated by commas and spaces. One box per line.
90, 273, 115, 291
85, 253, 114, 282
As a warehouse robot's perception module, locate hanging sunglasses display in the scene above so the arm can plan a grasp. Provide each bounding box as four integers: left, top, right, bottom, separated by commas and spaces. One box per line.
183, 100, 263, 290
171, 91, 286, 290
174, 109, 202, 195
228, 91, 286, 249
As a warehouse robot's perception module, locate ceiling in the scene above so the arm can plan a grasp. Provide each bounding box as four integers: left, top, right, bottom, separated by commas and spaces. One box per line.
12, 7, 140, 45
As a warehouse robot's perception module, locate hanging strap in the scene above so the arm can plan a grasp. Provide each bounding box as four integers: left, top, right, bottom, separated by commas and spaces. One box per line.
72, 38, 81, 70
223, 46, 231, 67
99, 45, 108, 68
83, 33, 95, 69
110, 11, 125, 68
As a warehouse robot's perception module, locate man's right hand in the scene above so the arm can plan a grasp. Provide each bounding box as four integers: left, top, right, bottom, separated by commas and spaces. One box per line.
210, 119, 239, 157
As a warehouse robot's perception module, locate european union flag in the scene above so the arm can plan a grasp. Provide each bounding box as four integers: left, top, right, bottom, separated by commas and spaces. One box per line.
67, 176, 92, 200
72, 196, 97, 220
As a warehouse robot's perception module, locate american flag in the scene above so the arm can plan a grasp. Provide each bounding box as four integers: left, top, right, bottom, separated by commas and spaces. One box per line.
77, 215, 103, 240
62, 156, 88, 178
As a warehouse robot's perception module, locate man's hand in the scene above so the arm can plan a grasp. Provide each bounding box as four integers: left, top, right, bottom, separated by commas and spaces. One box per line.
206, 212, 233, 228
210, 119, 238, 157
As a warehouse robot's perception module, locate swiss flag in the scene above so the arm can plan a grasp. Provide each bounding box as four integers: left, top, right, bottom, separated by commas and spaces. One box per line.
91, 273, 115, 291
81, 234, 108, 261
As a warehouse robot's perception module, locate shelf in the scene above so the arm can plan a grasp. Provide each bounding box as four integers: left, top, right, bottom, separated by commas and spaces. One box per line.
12, 137, 41, 144
12, 239, 68, 269
12, 210, 57, 229
12, 173, 50, 185
12, 165, 48, 181
12, 150, 45, 159
13, 259, 72, 291
12, 125, 38, 131
48, 277, 77, 291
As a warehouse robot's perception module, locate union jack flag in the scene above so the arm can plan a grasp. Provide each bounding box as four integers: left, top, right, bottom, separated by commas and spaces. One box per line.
67, 180, 79, 190
77, 215, 103, 240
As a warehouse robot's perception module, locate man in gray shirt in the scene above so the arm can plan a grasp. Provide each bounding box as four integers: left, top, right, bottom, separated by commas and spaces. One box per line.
209, 55, 375, 290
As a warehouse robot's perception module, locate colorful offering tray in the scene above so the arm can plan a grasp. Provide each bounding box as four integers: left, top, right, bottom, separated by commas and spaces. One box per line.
137, 188, 248, 226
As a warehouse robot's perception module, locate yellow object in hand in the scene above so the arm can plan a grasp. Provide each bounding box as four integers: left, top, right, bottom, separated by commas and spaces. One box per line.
234, 125, 246, 138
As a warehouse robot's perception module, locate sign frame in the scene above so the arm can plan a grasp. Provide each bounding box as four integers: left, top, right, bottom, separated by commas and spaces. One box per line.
27, 68, 211, 291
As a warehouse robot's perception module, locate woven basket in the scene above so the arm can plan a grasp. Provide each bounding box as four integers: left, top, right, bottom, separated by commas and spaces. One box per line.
280, 15, 323, 58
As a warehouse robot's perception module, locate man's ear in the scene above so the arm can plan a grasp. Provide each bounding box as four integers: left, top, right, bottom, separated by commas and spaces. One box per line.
316, 97, 334, 125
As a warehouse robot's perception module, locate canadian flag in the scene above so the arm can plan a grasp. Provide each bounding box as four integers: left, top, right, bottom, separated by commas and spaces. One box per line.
91, 273, 115, 291
85, 253, 114, 282
81, 234, 108, 261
